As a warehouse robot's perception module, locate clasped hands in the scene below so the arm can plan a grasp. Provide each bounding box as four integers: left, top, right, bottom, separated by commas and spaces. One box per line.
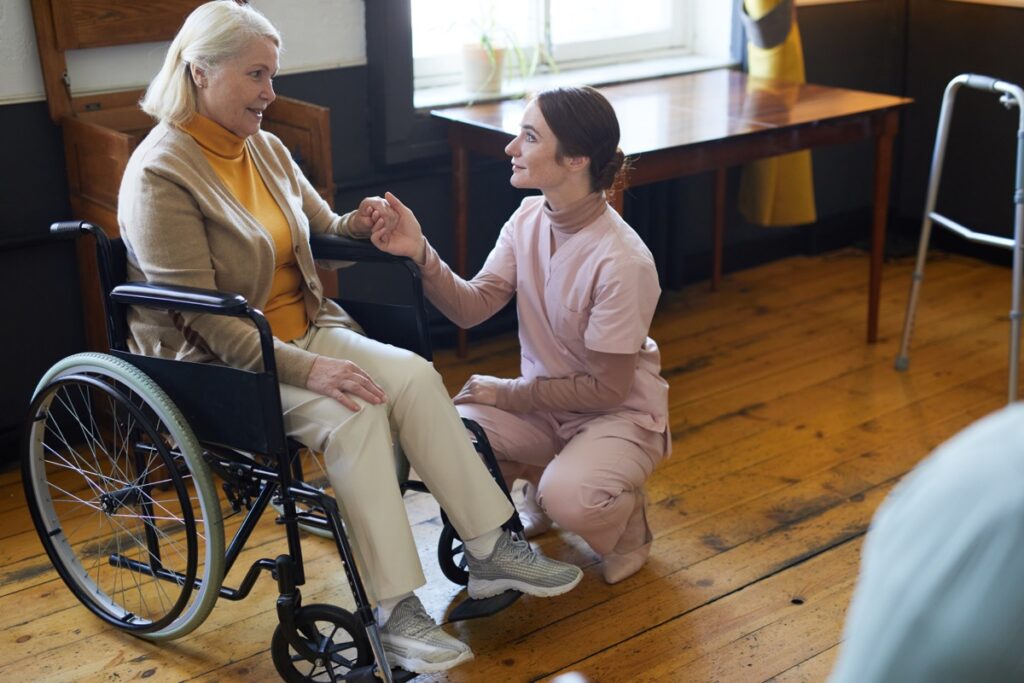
306, 193, 506, 409
350, 192, 428, 264
361, 193, 511, 406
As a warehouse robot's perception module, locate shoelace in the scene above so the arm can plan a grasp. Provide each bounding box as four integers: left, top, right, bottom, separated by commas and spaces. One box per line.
505, 536, 539, 565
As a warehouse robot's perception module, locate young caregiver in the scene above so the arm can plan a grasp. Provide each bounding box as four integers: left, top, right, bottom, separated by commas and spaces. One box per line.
371, 85, 670, 584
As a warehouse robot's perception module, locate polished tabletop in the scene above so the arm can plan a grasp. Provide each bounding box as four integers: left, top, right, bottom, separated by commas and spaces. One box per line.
431, 68, 912, 156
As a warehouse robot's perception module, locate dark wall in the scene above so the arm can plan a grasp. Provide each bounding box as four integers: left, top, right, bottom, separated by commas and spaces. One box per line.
0, 101, 79, 455
801, 0, 907, 223
899, 0, 1024, 258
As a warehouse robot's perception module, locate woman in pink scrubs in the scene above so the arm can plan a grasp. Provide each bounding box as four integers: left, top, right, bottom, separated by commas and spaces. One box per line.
373, 86, 669, 584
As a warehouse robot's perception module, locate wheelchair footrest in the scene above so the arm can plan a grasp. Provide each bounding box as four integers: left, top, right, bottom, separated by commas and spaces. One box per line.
345, 665, 417, 682
447, 590, 523, 623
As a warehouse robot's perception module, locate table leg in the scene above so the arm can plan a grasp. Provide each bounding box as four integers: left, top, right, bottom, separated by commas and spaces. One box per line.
712, 167, 726, 291
451, 132, 470, 357
869, 111, 899, 343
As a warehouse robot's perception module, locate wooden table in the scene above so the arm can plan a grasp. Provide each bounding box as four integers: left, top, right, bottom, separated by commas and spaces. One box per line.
432, 68, 912, 356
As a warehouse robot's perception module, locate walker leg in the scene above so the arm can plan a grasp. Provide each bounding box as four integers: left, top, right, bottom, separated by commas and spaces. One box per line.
895, 218, 935, 371
1007, 133, 1024, 402
896, 80, 961, 371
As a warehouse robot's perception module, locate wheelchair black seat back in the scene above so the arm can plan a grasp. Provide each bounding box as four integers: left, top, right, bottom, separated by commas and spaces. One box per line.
23, 221, 521, 683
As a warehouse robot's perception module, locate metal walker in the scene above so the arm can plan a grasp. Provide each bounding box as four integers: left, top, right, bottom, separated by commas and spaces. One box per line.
895, 74, 1024, 403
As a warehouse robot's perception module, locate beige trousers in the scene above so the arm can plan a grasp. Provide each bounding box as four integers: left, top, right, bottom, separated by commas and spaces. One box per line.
279, 324, 513, 601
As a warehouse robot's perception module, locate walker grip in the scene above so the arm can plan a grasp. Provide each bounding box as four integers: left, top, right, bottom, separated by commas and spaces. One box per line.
965, 74, 1000, 92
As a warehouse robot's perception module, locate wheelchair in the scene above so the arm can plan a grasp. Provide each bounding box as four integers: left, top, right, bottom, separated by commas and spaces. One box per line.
22, 221, 525, 682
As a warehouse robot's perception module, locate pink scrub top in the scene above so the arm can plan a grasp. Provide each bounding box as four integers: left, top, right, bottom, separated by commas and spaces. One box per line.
481, 196, 669, 445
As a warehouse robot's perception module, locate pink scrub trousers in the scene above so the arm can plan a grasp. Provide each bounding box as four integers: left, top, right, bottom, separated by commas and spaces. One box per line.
457, 403, 664, 556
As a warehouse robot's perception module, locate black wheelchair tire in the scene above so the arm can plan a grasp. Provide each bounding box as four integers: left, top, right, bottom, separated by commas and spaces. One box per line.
23, 353, 225, 641
271, 604, 372, 682
437, 518, 470, 586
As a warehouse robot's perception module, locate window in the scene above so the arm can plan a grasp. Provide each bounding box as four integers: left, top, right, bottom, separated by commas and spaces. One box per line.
412, 0, 690, 89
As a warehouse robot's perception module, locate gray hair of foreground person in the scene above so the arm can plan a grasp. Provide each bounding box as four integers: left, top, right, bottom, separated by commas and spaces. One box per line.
140, 0, 280, 126
829, 403, 1024, 682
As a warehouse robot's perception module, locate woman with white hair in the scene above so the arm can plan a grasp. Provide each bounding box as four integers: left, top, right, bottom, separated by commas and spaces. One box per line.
118, 1, 582, 674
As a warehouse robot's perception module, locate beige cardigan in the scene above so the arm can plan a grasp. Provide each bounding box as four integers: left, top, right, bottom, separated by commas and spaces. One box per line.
118, 121, 359, 386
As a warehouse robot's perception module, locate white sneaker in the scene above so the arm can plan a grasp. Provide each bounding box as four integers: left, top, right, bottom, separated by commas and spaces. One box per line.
518, 482, 553, 538
378, 595, 473, 673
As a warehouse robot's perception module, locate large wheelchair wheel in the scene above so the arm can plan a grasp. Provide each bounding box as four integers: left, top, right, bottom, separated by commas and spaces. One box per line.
273, 448, 335, 539
274, 444, 411, 540
23, 353, 225, 640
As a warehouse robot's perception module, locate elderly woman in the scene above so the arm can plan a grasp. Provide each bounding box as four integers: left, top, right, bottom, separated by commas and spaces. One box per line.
117, 1, 581, 674
372, 86, 670, 585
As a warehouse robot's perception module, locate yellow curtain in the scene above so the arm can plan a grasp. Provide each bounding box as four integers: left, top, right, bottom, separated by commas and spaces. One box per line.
738, 0, 817, 227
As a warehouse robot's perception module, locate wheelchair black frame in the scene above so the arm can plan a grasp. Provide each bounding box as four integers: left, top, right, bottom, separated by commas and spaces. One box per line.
41, 220, 526, 681
54, 220, 411, 679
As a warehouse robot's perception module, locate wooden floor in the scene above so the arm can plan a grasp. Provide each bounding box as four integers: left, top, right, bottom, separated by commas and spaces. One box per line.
0, 247, 1014, 682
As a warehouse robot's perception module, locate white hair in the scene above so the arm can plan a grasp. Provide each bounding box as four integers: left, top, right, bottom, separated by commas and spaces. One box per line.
140, 1, 281, 126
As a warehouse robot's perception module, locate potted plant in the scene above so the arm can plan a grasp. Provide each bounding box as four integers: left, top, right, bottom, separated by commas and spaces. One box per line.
462, 33, 506, 95
460, 1, 554, 97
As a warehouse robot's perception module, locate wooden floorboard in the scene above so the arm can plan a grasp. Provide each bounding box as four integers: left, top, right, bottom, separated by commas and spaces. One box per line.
0, 248, 1014, 682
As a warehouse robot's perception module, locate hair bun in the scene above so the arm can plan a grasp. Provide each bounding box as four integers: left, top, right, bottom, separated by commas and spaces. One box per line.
597, 148, 625, 190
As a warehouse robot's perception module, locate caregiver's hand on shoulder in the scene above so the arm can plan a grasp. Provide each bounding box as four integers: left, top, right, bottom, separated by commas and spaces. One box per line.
370, 191, 427, 264
306, 356, 387, 412
453, 374, 509, 407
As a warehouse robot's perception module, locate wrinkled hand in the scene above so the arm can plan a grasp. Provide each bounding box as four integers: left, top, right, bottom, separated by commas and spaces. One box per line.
453, 374, 510, 407
349, 196, 397, 238
305, 356, 387, 411
370, 191, 427, 264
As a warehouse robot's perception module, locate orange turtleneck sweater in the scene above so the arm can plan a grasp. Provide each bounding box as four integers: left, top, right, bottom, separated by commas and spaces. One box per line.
180, 114, 309, 342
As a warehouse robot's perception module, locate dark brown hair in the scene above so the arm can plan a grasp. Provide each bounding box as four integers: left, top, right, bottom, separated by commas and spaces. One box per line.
536, 85, 625, 193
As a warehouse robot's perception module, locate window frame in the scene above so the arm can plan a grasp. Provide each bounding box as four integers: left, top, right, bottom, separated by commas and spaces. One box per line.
411, 0, 693, 89
365, 0, 741, 167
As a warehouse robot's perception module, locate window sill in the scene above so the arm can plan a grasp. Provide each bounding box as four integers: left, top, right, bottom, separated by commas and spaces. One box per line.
413, 53, 739, 111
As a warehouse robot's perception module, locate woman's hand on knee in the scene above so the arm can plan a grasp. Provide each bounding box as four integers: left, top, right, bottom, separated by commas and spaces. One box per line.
306, 356, 387, 411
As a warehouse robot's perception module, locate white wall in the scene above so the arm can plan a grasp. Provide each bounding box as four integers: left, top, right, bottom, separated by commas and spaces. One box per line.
0, 0, 367, 105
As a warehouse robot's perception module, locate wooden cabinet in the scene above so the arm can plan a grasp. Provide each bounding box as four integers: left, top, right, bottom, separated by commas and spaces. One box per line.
31, 0, 336, 350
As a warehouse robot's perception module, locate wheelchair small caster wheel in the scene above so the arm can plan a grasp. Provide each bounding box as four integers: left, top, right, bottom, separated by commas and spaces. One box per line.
271, 604, 371, 682
438, 520, 470, 586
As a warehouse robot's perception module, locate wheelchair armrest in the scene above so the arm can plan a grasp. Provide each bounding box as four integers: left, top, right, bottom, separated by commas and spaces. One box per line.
111, 282, 278, 376
310, 234, 411, 264
111, 282, 250, 316
311, 234, 433, 358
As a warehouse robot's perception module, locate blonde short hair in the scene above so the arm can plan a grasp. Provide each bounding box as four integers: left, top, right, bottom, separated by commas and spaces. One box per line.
141, 1, 281, 126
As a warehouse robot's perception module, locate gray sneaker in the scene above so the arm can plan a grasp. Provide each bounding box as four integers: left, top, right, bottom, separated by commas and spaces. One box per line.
378, 595, 474, 673
465, 531, 583, 599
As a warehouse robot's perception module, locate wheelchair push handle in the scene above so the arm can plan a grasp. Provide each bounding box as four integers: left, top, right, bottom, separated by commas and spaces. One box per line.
51, 220, 99, 236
